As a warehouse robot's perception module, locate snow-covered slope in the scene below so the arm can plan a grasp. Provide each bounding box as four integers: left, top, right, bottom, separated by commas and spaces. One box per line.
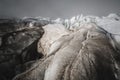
52, 13, 120, 35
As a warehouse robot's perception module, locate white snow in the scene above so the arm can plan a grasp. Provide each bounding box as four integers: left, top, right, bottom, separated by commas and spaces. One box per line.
22, 13, 120, 35
52, 13, 120, 35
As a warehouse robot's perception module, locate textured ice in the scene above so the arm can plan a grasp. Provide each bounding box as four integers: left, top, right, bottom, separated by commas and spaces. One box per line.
52, 13, 120, 35
22, 13, 120, 35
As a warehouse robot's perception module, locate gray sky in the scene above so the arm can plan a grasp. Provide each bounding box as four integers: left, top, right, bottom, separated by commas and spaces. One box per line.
0, 0, 120, 19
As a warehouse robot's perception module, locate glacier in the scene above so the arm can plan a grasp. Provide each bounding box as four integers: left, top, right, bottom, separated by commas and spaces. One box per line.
0, 13, 120, 80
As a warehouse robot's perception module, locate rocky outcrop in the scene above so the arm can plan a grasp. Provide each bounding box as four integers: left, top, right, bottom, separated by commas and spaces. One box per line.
0, 18, 47, 80
0, 14, 120, 80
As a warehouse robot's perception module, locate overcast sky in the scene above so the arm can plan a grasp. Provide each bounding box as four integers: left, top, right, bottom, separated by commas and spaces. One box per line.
0, 0, 120, 19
